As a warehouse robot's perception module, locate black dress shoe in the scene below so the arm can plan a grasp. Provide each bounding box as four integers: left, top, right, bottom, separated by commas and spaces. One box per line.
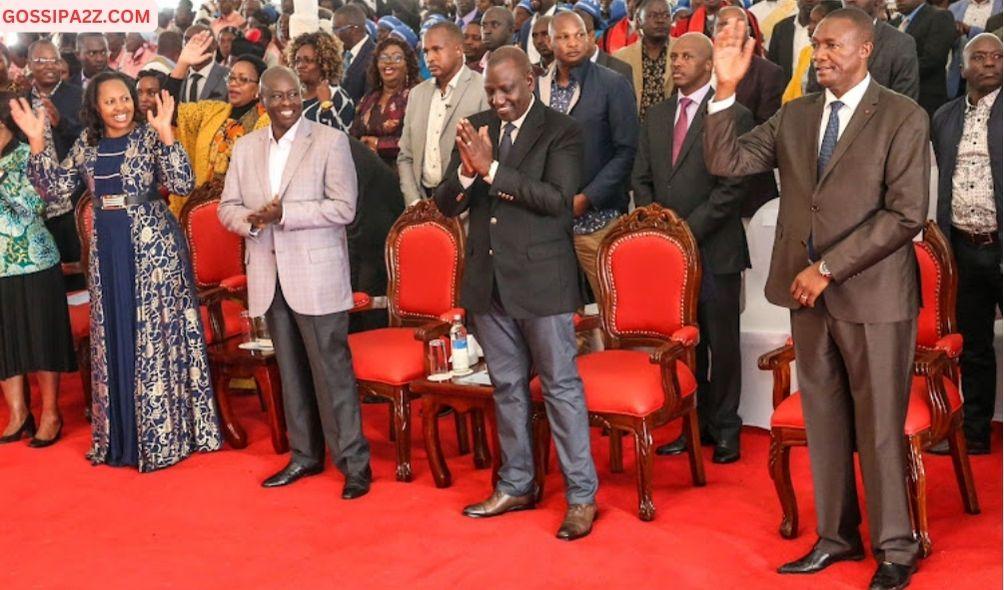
28, 422, 62, 448
341, 466, 372, 500
777, 542, 865, 574
0, 414, 35, 444
262, 462, 324, 488
868, 561, 916, 590
656, 432, 715, 456
712, 438, 741, 464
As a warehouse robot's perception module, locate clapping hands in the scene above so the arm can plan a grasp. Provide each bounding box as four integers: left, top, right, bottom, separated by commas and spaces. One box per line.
247, 197, 283, 229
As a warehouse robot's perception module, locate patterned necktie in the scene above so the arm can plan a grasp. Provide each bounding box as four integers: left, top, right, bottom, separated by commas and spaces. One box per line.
672, 97, 693, 166
187, 73, 202, 102
344, 50, 353, 71
498, 122, 516, 163
817, 100, 843, 176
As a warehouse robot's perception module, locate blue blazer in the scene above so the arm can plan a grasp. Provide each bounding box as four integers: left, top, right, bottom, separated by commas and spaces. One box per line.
931, 91, 1003, 238
536, 59, 638, 213
343, 37, 376, 104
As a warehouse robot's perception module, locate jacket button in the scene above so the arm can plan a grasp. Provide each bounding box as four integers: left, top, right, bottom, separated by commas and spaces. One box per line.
810, 204, 820, 212
488, 248, 494, 256
490, 217, 497, 224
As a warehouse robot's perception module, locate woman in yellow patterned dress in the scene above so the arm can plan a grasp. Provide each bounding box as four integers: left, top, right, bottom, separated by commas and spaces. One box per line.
164, 31, 270, 215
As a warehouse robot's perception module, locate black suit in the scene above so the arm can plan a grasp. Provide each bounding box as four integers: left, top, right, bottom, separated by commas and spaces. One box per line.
931, 92, 1003, 445
632, 91, 752, 444
595, 50, 635, 92
434, 101, 598, 503
735, 56, 784, 216
343, 37, 376, 104
904, 4, 957, 116
346, 136, 405, 333
767, 15, 798, 81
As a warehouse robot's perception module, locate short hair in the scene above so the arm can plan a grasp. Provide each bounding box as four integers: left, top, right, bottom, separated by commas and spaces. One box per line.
963, 32, 1003, 68
426, 20, 465, 43
75, 33, 107, 53
815, 0, 843, 15
157, 31, 183, 57
549, 12, 584, 38
334, 4, 367, 26
487, 45, 531, 75
482, 6, 515, 30
820, 7, 875, 43
638, 0, 671, 19
260, 65, 302, 93
27, 39, 58, 59
136, 68, 168, 88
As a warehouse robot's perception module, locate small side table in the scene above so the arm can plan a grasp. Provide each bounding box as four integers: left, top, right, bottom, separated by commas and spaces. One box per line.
410, 366, 498, 488
207, 338, 288, 453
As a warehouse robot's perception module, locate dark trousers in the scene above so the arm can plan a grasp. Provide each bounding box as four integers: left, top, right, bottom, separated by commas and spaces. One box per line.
265, 281, 371, 477
471, 298, 598, 504
790, 299, 920, 566
695, 271, 743, 443
952, 232, 1003, 444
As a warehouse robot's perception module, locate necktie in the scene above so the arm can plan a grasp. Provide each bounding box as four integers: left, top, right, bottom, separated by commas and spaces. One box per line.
671, 97, 693, 166
188, 73, 202, 102
498, 122, 516, 163
809, 100, 843, 261
343, 50, 353, 71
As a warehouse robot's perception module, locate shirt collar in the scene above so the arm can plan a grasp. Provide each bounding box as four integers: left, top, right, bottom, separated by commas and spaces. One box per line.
590, 47, 600, 62
192, 61, 214, 78
507, 96, 535, 132
270, 117, 302, 145
679, 81, 712, 105
968, 87, 1001, 109
350, 36, 369, 57
31, 80, 62, 98
824, 74, 871, 112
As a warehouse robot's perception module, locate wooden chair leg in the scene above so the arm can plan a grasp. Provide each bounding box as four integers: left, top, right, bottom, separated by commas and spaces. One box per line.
684, 407, 706, 486
633, 418, 656, 521
768, 431, 798, 538
422, 396, 451, 488
254, 363, 288, 454
388, 403, 397, 441
906, 435, 931, 558
454, 411, 471, 456
212, 364, 248, 449
946, 413, 981, 514
392, 388, 413, 482
609, 429, 624, 473
470, 409, 491, 469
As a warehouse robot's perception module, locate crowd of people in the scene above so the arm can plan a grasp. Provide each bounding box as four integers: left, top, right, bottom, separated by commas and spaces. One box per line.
0, 0, 1000, 587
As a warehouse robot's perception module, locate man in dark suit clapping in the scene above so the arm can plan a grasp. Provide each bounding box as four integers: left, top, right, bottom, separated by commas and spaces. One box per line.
434, 47, 599, 541
633, 32, 751, 464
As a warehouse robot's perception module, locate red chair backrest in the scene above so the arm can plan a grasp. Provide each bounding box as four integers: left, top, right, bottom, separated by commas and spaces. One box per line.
386, 200, 465, 325
914, 222, 956, 348
598, 205, 700, 345
182, 199, 244, 289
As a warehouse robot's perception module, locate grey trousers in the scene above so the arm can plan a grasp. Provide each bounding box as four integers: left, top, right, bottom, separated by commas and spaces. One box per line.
265, 281, 371, 477
472, 299, 598, 505
790, 299, 920, 566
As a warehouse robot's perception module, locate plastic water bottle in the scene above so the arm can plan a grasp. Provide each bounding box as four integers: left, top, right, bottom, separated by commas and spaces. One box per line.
449, 315, 470, 373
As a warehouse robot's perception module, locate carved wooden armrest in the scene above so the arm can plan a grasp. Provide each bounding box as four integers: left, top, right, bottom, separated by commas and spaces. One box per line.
573, 312, 601, 333
414, 319, 453, 343
758, 340, 796, 408
670, 325, 699, 347
914, 347, 954, 439
931, 333, 963, 359
219, 274, 247, 293
650, 339, 690, 409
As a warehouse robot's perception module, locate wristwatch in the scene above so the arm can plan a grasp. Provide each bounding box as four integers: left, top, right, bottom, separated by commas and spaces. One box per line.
818, 259, 832, 278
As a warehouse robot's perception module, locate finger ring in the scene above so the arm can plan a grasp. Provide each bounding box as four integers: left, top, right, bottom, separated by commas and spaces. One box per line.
800, 294, 808, 302
466, 140, 472, 146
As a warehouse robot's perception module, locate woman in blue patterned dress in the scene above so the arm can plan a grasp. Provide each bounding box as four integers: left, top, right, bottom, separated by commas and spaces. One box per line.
0, 90, 76, 447
11, 71, 223, 471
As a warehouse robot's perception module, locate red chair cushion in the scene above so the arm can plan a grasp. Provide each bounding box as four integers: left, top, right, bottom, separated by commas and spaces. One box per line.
914, 241, 943, 348
393, 222, 459, 319
68, 300, 90, 343
605, 232, 693, 340
348, 327, 425, 386
200, 299, 246, 344
771, 375, 962, 436
529, 349, 696, 418
186, 200, 244, 290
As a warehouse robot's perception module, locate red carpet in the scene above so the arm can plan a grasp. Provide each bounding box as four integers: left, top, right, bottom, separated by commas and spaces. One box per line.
2, 375, 1000, 589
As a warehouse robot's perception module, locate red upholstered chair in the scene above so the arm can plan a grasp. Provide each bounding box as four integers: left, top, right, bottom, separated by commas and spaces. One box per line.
71, 194, 95, 417
759, 221, 979, 556
347, 199, 466, 482
530, 205, 706, 521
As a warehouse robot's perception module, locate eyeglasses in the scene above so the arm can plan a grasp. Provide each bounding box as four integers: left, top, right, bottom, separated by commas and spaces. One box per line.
227, 74, 259, 86
377, 54, 405, 64
334, 24, 358, 34
264, 90, 302, 103
30, 57, 60, 66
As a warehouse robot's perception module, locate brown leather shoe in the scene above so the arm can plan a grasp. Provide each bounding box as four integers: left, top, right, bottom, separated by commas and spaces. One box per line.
462, 489, 536, 518
556, 503, 597, 540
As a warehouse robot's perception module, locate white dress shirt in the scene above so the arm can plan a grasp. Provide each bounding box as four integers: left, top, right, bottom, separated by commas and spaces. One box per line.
346, 36, 369, 69
459, 97, 536, 188
184, 61, 214, 101
269, 117, 302, 197
674, 82, 713, 126
422, 66, 466, 189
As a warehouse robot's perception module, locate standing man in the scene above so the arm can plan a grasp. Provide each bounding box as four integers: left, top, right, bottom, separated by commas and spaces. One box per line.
614, 0, 674, 119
537, 12, 638, 300
398, 21, 489, 204
335, 4, 376, 102
707, 11, 928, 590
75, 33, 112, 89
479, 6, 516, 72
930, 33, 1002, 456
219, 66, 373, 499
574, 0, 635, 88
463, 21, 489, 71
633, 33, 751, 464
519, 0, 559, 63
767, 0, 818, 81
434, 48, 599, 541
455, 0, 481, 28
896, 0, 958, 117
531, 15, 556, 74
178, 25, 230, 102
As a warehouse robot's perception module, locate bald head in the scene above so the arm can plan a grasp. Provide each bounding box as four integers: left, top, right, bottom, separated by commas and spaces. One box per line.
261, 65, 301, 92
549, 11, 586, 36
670, 32, 713, 93
481, 7, 515, 51
487, 45, 532, 75
485, 47, 535, 121
261, 66, 303, 137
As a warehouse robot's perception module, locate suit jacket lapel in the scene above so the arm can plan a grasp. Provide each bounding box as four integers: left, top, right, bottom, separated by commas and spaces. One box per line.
806, 92, 825, 186
412, 83, 432, 167
256, 131, 271, 201
504, 101, 544, 168
277, 120, 315, 198
664, 98, 682, 180
669, 92, 712, 179
442, 69, 473, 134
818, 81, 880, 185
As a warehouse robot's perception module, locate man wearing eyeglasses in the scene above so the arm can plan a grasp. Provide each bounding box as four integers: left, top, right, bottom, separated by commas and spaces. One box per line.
334, 4, 376, 102
178, 24, 230, 102
28, 39, 86, 291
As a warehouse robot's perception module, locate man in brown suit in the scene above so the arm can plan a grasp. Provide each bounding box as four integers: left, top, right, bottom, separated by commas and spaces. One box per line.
705, 10, 929, 590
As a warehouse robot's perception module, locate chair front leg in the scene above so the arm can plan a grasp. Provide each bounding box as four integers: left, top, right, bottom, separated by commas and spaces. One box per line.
768, 431, 798, 538
633, 418, 656, 521
906, 435, 931, 558
683, 405, 706, 486
392, 387, 413, 482
609, 429, 624, 473
946, 412, 981, 515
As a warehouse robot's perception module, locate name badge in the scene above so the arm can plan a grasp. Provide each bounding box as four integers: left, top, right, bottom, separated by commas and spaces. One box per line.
101, 195, 126, 210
